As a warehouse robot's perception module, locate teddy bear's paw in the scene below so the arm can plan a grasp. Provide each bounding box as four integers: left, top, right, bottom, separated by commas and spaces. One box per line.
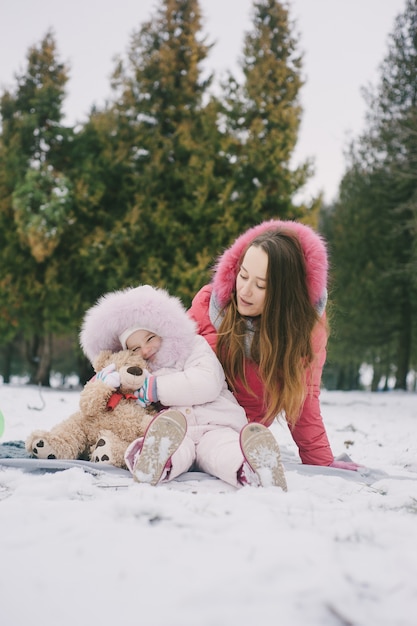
90, 435, 114, 464
30, 438, 58, 460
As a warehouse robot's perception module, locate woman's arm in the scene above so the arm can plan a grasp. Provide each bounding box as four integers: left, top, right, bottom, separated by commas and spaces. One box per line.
188, 285, 218, 351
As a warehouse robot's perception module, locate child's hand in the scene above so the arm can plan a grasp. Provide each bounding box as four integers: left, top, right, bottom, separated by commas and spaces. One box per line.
95, 363, 121, 388
137, 376, 158, 407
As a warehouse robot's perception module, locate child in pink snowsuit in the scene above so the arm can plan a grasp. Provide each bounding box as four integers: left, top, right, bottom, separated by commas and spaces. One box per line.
80, 285, 287, 490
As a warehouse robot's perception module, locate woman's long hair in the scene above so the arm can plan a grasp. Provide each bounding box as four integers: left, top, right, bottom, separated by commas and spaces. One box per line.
216, 230, 325, 426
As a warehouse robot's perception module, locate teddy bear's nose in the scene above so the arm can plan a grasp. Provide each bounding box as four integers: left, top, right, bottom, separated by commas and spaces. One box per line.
127, 366, 143, 376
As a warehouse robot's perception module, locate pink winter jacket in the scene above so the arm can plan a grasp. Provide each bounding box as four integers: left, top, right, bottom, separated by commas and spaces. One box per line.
188, 219, 334, 467
149, 334, 248, 436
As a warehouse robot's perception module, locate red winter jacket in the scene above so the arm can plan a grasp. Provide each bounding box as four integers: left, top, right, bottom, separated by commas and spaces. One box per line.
188, 220, 334, 467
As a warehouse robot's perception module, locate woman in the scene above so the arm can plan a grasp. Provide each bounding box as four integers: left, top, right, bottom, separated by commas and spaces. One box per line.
188, 219, 358, 470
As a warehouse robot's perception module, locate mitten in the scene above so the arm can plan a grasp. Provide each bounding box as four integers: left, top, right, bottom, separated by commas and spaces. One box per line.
95, 363, 121, 388
136, 376, 158, 407
329, 460, 360, 471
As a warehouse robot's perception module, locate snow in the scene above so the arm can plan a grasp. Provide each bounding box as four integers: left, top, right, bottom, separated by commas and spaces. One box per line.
0, 383, 416, 626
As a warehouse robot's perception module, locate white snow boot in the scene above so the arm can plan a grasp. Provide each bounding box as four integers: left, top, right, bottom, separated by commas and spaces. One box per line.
129, 409, 187, 486
240, 423, 287, 491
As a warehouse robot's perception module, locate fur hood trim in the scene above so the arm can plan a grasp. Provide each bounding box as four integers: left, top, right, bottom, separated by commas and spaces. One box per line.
80, 285, 196, 369
212, 219, 328, 308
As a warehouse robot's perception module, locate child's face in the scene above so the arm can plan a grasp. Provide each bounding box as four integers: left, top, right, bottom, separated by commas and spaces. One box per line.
125, 329, 162, 363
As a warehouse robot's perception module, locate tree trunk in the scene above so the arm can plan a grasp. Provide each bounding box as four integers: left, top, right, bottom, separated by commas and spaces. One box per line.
371, 359, 382, 392
395, 296, 412, 390
26, 334, 52, 386
37, 334, 52, 386
1, 342, 13, 383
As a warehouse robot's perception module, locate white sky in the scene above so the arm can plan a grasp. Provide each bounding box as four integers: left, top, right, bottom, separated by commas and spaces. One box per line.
0, 0, 407, 203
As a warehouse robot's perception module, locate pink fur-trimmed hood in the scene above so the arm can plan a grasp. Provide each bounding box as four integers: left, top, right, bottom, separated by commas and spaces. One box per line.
80, 285, 197, 368
212, 219, 328, 308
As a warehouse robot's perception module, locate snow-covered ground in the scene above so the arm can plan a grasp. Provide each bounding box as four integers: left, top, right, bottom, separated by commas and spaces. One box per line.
0, 383, 416, 626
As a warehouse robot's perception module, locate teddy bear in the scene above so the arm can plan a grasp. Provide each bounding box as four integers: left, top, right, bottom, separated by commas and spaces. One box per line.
25, 349, 157, 468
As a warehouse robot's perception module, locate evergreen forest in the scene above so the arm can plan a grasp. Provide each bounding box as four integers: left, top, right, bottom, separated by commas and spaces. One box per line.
0, 0, 416, 391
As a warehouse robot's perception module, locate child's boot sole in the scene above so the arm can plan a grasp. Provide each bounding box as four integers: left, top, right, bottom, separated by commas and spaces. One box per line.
133, 410, 187, 485
240, 423, 287, 491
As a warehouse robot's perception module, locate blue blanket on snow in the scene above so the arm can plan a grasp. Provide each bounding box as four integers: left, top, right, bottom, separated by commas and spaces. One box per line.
0, 440, 30, 459
1, 440, 414, 484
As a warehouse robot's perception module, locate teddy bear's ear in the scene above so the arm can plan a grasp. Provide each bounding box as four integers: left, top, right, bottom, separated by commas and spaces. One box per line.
93, 350, 114, 373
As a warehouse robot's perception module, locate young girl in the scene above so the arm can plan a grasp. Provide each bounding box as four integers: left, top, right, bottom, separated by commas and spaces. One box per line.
188, 219, 359, 471
80, 285, 287, 489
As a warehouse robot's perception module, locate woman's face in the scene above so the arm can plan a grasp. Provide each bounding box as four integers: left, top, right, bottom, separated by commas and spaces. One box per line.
236, 245, 268, 317
125, 329, 162, 362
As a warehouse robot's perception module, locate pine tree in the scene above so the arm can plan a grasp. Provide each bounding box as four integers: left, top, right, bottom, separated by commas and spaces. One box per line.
0, 31, 76, 384
324, 152, 400, 389
219, 0, 314, 234
326, 0, 417, 389
66, 106, 138, 305
84, 0, 222, 304
361, 0, 417, 388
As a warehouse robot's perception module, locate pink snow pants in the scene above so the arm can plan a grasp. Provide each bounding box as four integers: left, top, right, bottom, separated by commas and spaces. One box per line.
169, 425, 244, 487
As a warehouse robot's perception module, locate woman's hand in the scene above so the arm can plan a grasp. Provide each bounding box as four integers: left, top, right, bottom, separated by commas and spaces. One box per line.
329, 460, 360, 471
